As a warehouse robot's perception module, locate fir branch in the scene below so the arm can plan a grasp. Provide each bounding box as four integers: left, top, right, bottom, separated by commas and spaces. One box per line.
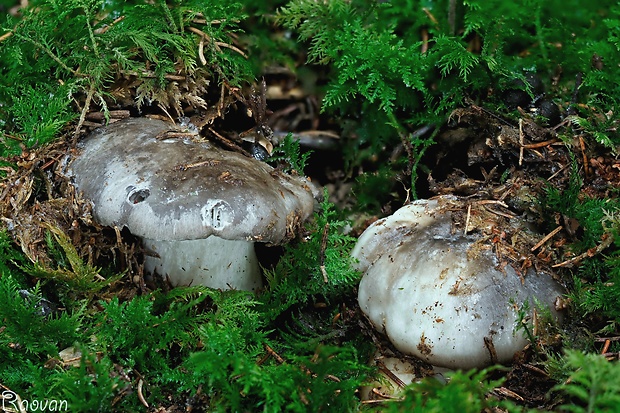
12, 32, 82, 77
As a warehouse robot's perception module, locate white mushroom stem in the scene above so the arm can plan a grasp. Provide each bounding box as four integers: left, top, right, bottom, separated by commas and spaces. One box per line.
143, 236, 261, 291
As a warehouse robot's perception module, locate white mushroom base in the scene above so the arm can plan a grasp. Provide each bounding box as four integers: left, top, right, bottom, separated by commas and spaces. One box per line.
143, 236, 262, 291
353, 198, 564, 370
360, 351, 418, 400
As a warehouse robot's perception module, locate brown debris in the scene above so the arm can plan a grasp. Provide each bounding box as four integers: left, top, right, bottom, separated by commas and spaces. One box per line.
0, 137, 142, 294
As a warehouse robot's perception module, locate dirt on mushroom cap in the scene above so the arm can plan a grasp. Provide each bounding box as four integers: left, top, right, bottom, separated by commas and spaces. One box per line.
353, 196, 566, 369
67, 117, 317, 243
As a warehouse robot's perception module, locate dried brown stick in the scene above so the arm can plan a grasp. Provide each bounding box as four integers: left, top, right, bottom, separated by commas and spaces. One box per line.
531, 226, 563, 252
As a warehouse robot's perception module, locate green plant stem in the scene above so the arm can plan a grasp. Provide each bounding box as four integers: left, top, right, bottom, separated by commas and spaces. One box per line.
80, 1, 100, 58
14, 33, 81, 77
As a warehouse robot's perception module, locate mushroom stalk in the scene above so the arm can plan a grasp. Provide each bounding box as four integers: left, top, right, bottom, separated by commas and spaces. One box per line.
143, 237, 261, 291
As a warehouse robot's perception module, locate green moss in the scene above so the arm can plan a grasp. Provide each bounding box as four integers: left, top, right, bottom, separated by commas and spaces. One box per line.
1, 0, 620, 410
376, 368, 518, 413
0, 0, 255, 156
553, 350, 620, 412
541, 164, 620, 331
261, 191, 361, 320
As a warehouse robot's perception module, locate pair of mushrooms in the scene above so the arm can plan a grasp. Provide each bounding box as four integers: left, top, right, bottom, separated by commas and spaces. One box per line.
68, 118, 316, 291
70, 119, 564, 371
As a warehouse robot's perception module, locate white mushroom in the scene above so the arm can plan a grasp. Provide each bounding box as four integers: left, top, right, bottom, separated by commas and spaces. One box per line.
352, 196, 564, 369
359, 350, 418, 400
68, 118, 316, 291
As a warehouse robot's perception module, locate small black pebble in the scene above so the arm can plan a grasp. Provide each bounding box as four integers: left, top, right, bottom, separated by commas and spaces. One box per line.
503, 89, 531, 109
535, 99, 561, 126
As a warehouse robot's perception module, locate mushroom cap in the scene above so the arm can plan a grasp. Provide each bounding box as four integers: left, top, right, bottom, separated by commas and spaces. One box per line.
353, 197, 564, 369
68, 118, 316, 242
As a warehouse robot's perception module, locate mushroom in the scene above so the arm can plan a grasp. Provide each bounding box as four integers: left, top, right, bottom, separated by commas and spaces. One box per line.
67, 117, 316, 291
352, 196, 564, 369
359, 350, 418, 400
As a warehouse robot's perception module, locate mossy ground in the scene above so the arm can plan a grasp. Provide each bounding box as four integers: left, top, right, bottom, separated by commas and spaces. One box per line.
1, 0, 620, 411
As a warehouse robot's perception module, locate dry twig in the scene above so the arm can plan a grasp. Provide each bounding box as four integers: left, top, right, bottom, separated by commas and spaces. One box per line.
531, 226, 563, 252
319, 222, 330, 283
137, 379, 149, 408
553, 232, 614, 268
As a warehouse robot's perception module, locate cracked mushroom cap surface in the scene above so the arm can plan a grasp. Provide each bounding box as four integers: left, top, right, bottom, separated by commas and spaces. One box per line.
352, 196, 564, 370
67, 117, 316, 242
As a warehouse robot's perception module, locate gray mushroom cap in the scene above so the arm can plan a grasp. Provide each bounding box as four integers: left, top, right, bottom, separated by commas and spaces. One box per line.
68, 117, 316, 243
